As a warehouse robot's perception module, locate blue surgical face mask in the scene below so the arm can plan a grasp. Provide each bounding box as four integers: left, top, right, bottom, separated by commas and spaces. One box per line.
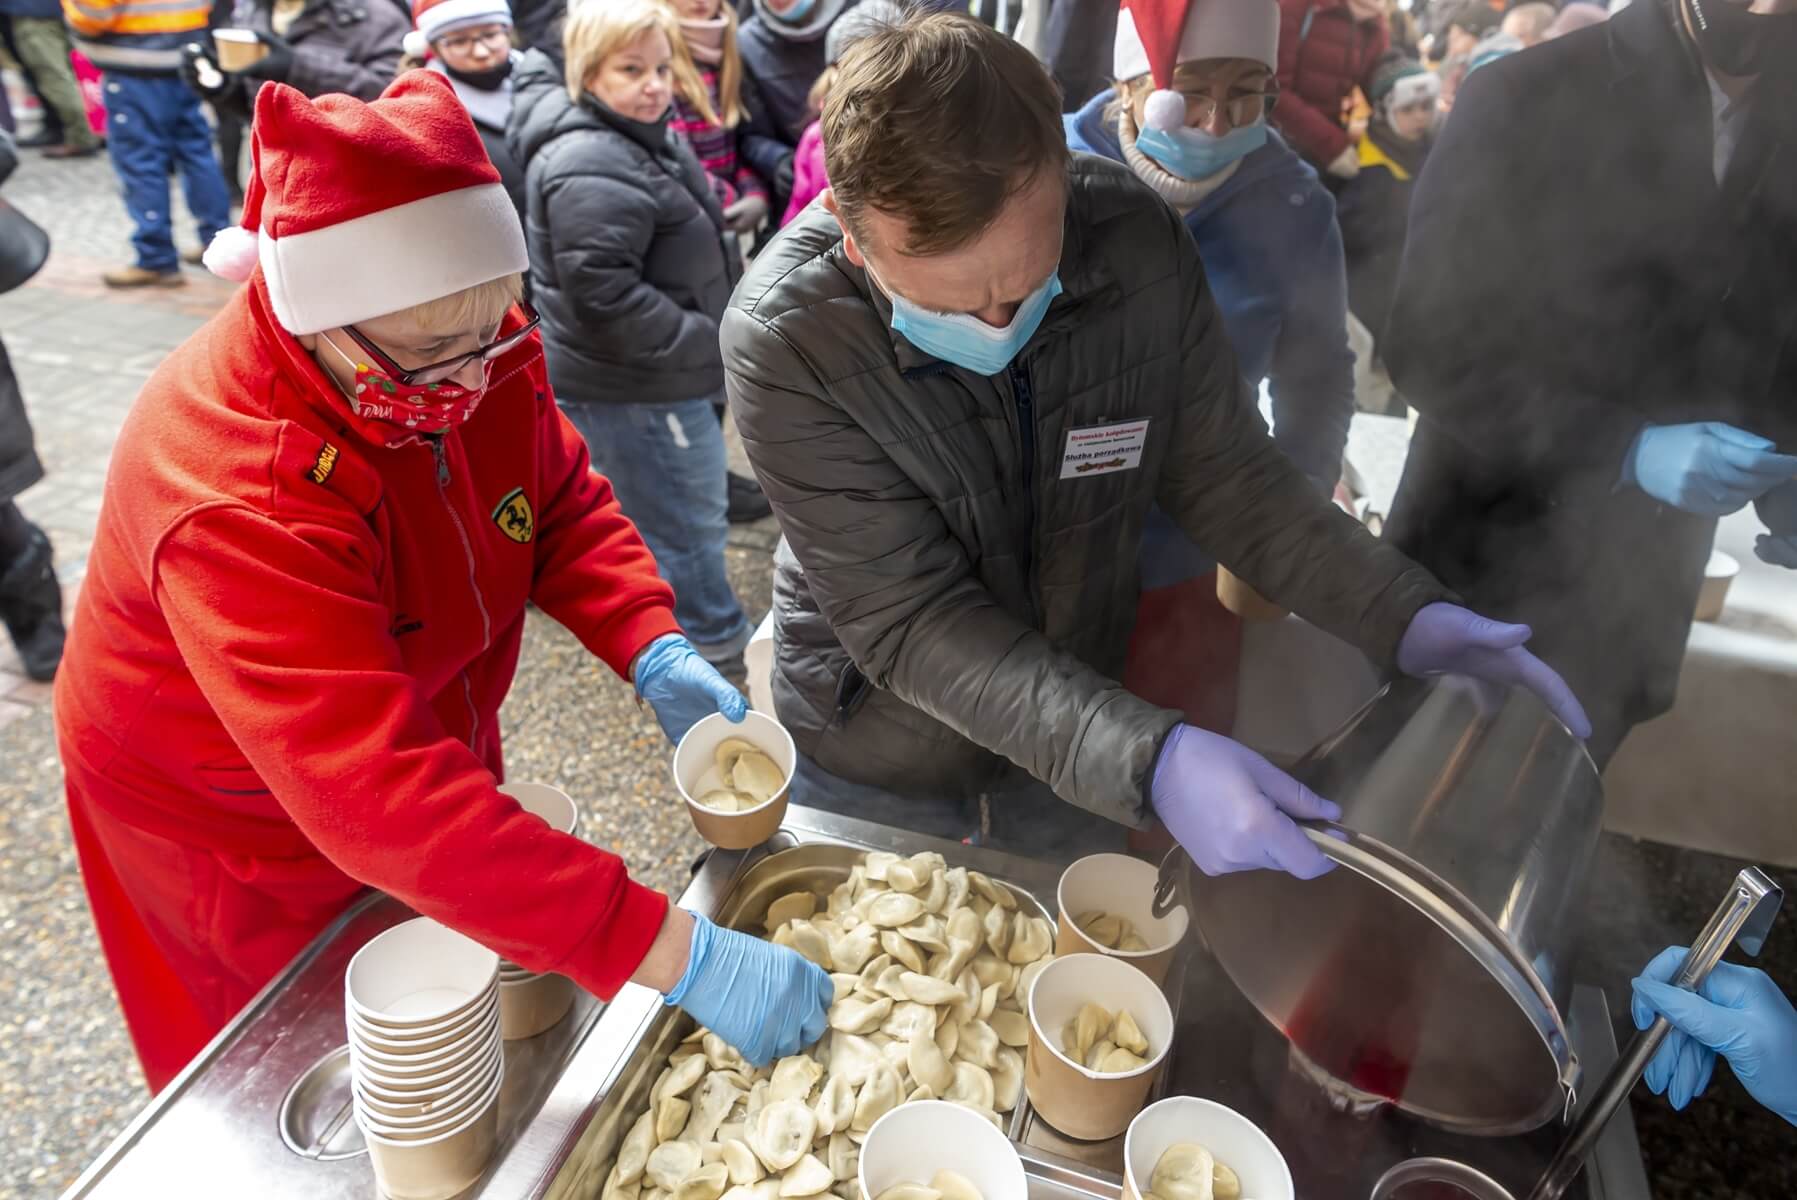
768, 0, 818, 23
1135, 119, 1267, 181
875, 269, 1063, 376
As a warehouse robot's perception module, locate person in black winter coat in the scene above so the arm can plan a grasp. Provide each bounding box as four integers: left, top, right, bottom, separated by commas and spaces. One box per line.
736, 0, 852, 143
1383, 0, 1797, 768
182, 0, 410, 112
0, 134, 62, 680
508, 0, 752, 672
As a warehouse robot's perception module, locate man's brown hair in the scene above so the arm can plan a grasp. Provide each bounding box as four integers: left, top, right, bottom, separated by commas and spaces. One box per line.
822, 12, 1068, 256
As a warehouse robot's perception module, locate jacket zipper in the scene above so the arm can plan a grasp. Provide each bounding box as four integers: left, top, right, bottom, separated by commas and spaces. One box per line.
429, 435, 491, 749
1007, 360, 1041, 624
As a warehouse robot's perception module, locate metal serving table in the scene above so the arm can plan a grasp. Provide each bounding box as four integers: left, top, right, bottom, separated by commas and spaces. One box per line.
61, 806, 1651, 1200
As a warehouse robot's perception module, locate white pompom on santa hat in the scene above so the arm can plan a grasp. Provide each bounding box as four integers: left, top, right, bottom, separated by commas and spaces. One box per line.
1114, 0, 1280, 131
202, 70, 527, 337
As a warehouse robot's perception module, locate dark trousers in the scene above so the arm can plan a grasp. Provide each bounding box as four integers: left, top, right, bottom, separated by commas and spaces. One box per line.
101, 73, 232, 271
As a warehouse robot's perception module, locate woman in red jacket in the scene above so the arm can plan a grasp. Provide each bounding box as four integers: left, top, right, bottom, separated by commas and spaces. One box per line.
53, 72, 829, 1092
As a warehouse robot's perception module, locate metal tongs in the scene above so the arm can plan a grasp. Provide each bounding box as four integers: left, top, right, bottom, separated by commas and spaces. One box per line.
1525, 865, 1784, 1200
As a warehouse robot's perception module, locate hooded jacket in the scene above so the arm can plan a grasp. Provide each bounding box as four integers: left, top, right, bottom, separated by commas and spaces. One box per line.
723, 155, 1446, 819
55, 276, 681, 1008
509, 48, 737, 407
1272, 0, 1390, 168
736, 0, 850, 143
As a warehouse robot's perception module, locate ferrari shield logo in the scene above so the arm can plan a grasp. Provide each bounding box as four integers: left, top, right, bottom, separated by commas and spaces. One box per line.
492, 487, 534, 544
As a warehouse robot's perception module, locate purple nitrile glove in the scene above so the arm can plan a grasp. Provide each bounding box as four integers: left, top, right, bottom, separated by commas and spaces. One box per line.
1395, 602, 1593, 740
1150, 724, 1341, 881
1631, 946, 1797, 1127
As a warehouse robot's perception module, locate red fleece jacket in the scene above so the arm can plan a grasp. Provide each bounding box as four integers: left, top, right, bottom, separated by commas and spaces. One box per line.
55, 278, 681, 999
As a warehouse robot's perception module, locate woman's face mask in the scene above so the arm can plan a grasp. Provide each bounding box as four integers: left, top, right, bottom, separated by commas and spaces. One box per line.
1135, 119, 1268, 180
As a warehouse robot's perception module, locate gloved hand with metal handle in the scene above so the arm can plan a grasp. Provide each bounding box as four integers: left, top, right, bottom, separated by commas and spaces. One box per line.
1754, 480, 1797, 569
1150, 724, 1342, 881
1630, 946, 1797, 1127
632, 632, 747, 743
663, 911, 833, 1066
1622, 422, 1797, 517
1396, 603, 1593, 740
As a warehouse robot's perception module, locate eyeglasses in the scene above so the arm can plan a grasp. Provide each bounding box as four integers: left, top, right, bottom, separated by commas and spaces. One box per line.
1177, 89, 1281, 129
345, 302, 540, 386
438, 27, 511, 55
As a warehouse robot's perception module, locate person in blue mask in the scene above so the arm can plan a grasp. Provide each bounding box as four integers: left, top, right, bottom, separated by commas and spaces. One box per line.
720, 12, 1589, 869
1631, 946, 1797, 1129
1065, 0, 1354, 731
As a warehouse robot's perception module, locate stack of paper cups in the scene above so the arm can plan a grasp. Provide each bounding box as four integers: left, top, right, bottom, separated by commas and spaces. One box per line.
346, 918, 504, 1200
494, 783, 580, 1040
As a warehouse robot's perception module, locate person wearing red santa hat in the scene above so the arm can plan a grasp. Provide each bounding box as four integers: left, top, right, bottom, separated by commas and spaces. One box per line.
403, 0, 526, 222
1065, 0, 1354, 734
53, 71, 831, 1093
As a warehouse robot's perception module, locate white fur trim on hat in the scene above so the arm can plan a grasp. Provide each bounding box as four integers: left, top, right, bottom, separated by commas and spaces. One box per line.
1114, 0, 1281, 80
415, 0, 511, 45
260, 182, 528, 336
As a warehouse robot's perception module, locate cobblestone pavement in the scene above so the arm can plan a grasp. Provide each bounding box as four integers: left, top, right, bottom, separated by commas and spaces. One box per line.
0, 147, 779, 1196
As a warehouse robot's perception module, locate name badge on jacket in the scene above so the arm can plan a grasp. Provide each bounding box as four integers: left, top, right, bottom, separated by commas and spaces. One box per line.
1060, 419, 1149, 479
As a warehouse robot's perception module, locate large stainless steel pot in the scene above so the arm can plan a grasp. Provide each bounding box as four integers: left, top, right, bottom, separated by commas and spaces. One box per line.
1155, 674, 1603, 1135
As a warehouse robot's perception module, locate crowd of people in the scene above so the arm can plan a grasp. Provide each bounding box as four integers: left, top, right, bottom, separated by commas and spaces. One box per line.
1, 0, 1792, 1150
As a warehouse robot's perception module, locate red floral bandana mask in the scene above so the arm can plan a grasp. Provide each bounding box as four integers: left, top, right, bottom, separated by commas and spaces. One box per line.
323, 333, 490, 448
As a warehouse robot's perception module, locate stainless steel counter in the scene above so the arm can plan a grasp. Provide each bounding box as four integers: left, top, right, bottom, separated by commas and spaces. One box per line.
61, 806, 1652, 1200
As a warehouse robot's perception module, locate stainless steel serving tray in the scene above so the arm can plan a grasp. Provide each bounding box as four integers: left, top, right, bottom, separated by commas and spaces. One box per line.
530, 808, 1156, 1200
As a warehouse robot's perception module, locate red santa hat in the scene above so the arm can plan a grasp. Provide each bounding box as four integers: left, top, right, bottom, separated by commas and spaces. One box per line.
1114, 0, 1281, 131
403, 0, 513, 61
202, 71, 527, 337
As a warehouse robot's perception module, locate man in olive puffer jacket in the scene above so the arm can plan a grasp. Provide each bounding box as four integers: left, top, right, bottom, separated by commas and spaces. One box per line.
724, 14, 1589, 871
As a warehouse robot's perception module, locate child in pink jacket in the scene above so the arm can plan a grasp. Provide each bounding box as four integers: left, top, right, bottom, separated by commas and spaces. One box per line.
780, 0, 900, 226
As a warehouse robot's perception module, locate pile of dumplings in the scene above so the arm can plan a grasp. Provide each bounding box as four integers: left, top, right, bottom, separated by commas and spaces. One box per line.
1075, 911, 1151, 954
874, 1170, 985, 1200
697, 738, 786, 813
1059, 1002, 1150, 1075
598, 850, 1057, 1200
1144, 1142, 1241, 1200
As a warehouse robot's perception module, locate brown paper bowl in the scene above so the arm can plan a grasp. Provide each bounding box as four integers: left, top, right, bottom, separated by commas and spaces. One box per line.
1024, 954, 1174, 1141
1694, 550, 1739, 622
500, 972, 576, 1040
1054, 853, 1189, 985
212, 28, 270, 71
673, 710, 793, 850
361, 1081, 501, 1200
1216, 567, 1288, 623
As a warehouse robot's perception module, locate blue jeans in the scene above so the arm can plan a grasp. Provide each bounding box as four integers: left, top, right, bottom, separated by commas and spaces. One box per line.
790, 754, 1129, 859
103, 73, 232, 272
560, 398, 751, 659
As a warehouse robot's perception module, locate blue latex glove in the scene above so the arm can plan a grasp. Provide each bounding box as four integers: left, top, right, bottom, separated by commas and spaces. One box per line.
1395, 602, 1593, 740
1754, 480, 1797, 569
1622, 422, 1797, 517
664, 911, 833, 1066
633, 633, 747, 742
1151, 724, 1341, 880
1630, 946, 1797, 1127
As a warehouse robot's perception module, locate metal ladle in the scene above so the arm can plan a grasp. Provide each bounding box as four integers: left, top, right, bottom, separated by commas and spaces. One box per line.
1370, 866, 1784, 1200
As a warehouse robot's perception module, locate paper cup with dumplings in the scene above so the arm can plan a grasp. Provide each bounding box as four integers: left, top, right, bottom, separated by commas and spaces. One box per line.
1055, 853, 1189, 985
673, 710, 794, 849
858, 1100, 1028, 1200
1123, 1096, 1293, 1200
1024, 953, 1174, 1140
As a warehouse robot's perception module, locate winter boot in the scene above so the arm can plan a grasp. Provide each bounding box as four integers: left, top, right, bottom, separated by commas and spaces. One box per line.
0, 527, 65, 682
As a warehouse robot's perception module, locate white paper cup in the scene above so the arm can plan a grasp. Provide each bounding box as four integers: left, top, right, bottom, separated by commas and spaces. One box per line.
361, 1081, 501, 1200
350, 1014, 498, 1081
347, 918, 499, 1029
353, 1038, 499, 1097
1055, 853, 1190, 985
498, 781, 578, 834
500, 972, 576, 1040
672, 710, 794, 850
1123, 1097, 1293, 1200
348, 984, 498, 1052
1025, 953, 1175, 1140
211, 27, 270, 71
858, 1101, 1027, 1200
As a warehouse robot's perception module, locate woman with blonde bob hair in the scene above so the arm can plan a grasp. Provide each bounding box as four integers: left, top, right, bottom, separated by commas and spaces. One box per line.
509, 0, 754, 687
56, 72, 827, 1092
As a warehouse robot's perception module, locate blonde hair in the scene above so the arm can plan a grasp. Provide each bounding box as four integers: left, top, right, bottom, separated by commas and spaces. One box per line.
669, 0, 744, 128
563, 0, 713, 124
804, 62, 838, 123
399, 273, 525, 333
